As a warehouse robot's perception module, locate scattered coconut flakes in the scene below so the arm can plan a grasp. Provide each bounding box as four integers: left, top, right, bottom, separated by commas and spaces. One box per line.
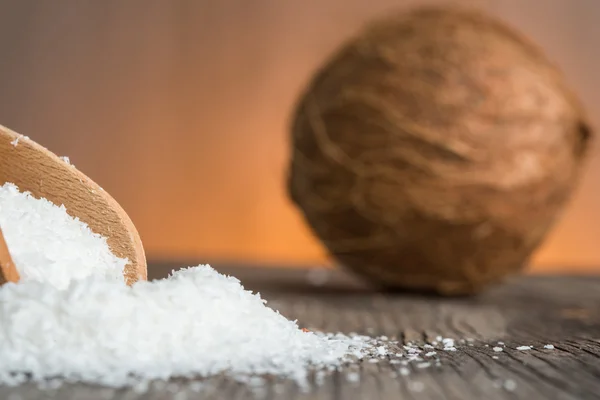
503, 379, 517, 391
0, 183, 126, 289
544, 344, 555, 350
189, 382, 204, 392
0, 265, 382, 390
9, 134, 29, 147
0, 183, 402, 391
493, 347, 503, 352
1, 182, 536, 393
315, 371, 327, 386
346, 372, 360, 383
516, 346, 532, 351
60, 156, 75, 167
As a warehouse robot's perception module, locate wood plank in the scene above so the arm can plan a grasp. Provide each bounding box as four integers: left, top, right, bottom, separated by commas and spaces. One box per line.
1, 263, 599, 399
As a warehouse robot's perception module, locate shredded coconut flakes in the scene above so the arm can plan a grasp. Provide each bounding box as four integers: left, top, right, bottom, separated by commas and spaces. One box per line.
0, 182, 528, 393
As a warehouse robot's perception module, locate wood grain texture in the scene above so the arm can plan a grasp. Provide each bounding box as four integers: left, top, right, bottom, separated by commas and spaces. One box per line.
0, 125, 147, 284
1, 264, 599, 399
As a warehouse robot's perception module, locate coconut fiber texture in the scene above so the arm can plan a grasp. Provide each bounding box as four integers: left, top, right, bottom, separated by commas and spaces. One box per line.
287, 6, 593, 295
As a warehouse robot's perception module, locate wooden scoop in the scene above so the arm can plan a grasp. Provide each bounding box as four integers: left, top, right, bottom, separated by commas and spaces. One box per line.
0, 227, 19, 284
0, 125, 147, 285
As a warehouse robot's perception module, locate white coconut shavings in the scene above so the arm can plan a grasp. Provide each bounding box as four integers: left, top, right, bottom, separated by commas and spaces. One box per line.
9, 134, 29, 147
0, 183, 127, 289
503, 379, 517, 391
0, 183, 549, 393
0, 183, 382, 390
0, 265, 374, 389
346, 372, 360, 383
60, 156, 75, 167
441, 338, 457, 351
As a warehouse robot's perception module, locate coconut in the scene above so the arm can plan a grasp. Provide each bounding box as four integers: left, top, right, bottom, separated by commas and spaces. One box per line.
287, 6, 593, 295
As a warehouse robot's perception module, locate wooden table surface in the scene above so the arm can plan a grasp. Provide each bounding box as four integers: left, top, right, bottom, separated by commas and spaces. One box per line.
2, 263, 600, 400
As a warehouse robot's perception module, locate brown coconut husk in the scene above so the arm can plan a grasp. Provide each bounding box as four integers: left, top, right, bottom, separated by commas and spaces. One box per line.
287, 5, 593, 295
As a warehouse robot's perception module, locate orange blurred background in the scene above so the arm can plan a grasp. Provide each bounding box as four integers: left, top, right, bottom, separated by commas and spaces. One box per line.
0, 0, 598, 273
